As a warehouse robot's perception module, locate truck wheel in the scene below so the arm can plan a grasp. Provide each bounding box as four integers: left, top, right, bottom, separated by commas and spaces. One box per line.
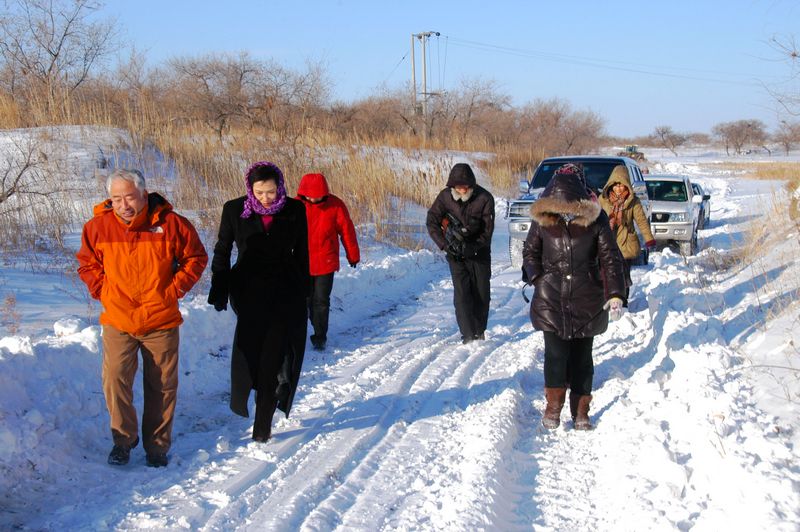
509, 238, 524, 268
679, 234, 698, 256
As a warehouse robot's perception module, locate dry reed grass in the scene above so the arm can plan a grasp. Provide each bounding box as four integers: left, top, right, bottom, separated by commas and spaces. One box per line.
0, 85, 589, 251
704, 189, 800, 319
704, 161, 800, 181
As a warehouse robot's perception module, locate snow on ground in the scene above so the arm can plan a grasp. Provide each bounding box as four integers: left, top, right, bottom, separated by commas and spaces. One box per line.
1, 134, 799, 530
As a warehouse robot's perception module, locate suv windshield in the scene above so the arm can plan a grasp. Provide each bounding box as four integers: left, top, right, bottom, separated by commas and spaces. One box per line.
646, 181, 687, 202
531, 161, 623, 194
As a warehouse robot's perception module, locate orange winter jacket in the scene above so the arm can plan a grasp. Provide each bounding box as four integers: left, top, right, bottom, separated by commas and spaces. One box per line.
76, 193, 208, 336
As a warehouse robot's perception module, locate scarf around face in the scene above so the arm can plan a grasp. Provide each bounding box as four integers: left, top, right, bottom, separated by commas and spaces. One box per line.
608, 187, 629, 230
241, 161, 288, 219
450, 187, 474, 202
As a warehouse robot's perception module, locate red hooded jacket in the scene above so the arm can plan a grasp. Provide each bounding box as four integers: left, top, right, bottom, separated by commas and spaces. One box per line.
297, 173, 360, 276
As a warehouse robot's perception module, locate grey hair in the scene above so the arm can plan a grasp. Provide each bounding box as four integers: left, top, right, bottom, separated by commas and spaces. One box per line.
106, 169, 146, 195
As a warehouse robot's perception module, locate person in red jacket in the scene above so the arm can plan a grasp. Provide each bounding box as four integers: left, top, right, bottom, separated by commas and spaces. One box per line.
297, 173, 360, 350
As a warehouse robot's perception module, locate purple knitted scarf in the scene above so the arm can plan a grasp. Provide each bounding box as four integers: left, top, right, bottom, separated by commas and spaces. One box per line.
240, 161, 287, 219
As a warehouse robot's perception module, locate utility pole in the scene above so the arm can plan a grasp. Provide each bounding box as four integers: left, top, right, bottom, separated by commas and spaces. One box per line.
410, 34, 417, 113
411, 31, 439, 117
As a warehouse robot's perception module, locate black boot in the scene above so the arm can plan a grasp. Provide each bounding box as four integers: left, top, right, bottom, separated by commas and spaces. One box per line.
107, 436, 139, 466
253, 394, 278, 442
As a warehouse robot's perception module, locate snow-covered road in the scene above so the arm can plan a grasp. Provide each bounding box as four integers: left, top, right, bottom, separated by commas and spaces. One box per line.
2, 168, 798, 531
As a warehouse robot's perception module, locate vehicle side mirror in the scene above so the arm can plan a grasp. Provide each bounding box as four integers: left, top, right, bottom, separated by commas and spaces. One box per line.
519, 179, 530, 194
703, 194, 710, 200
691, 195, 702, 204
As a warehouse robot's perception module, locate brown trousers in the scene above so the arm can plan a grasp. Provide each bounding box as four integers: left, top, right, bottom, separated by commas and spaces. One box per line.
101, 325, 179, 454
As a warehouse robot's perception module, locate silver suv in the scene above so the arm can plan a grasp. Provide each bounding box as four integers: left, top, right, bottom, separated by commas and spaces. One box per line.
506, 155, 651, 268
644, 174, 704, 255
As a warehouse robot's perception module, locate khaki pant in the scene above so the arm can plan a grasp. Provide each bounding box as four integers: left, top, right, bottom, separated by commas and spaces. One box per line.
101, 325, 179, 454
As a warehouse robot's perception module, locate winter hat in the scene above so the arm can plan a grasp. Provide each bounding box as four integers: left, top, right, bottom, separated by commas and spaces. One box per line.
554, 162, 598, 199
540, 170, 591, 202
241, 161, 287, 218
297, 173, 331, 198
446, 163, 477, 188
553, 163, 585, 183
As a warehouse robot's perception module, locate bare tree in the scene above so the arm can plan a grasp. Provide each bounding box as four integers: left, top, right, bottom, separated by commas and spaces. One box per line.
445, 78, 511, 144
517, 98, 605, 157
0, 133, 74, 249
773, 120, 800, 155
712, 119, 767, 155
0, 135, 46, 206
0, 0, 119, 97
652, 125, 687, 156
766, 36, 799, 116
164, 52, 330, 140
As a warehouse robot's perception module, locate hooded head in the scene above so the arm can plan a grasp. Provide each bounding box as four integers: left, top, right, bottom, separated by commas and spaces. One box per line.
297, 173, 331, 200
446, 163, 477, 188
530, 163, 601, 227
241, 161, 287, 218
602, 165, 633, 197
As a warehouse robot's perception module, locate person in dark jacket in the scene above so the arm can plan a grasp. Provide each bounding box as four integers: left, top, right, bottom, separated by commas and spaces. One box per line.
426, 162, 495, 344
522, 163, 626, 431
296, 173, 360, 351
207, 161, 310, 442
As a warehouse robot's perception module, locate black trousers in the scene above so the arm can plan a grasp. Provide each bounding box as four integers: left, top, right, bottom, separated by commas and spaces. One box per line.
308, 272, 335, 343
447, 257, 491, 340
542, 331, 594, 395
622, 258, 634, 303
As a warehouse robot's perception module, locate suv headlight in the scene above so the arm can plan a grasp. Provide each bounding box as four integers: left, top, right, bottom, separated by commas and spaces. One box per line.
670, 212, 688, 222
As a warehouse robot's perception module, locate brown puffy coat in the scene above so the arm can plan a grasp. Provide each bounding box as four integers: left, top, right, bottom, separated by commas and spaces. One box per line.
76, 193, 208, 336
522, 173, 626, 339
598, 165, 654, 260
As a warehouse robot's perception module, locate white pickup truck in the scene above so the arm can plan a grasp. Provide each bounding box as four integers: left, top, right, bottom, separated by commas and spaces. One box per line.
644, 174, 709, 256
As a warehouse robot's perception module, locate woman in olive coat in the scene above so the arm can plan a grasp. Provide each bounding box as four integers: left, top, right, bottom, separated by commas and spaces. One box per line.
522, 163, 626, 430
598, 165, 655, 300
208, 161, 310, 442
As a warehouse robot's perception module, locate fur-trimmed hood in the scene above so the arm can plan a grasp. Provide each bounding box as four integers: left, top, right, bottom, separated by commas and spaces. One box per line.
530, 172, 601, 227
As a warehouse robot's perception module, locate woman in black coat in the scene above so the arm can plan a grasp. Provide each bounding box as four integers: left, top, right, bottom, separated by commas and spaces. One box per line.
208, 161, 310, 442
522, 163, 625, 431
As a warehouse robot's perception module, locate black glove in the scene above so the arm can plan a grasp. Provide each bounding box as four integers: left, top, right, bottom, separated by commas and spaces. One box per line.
521, 267, 536, 286
463, 217, 483, 238
348, 261, 358, 268
208, 290, 228, 312
446, 240, 465, 259
462, 241, 481, 258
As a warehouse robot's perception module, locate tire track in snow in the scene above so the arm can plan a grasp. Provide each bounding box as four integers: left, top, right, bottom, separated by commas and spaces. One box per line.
297, 276, 543, 530
198, 274, 502, 529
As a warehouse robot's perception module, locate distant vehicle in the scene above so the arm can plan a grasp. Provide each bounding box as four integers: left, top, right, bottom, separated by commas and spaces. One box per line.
617, 145, 646, 162
506, 155, 651, 268
644, 175, 704, 256
691, 182, 711, 229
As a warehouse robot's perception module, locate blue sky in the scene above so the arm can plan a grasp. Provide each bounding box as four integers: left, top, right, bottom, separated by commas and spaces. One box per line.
105, 0, 798, 137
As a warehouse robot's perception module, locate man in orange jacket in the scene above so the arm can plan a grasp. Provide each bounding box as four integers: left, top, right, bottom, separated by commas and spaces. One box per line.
297, 173, 360, 350
76, 169, 207, 467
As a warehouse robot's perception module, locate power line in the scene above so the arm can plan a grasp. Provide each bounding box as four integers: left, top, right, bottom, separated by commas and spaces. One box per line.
382, 50, 410, 86
444, 36, 774, 87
